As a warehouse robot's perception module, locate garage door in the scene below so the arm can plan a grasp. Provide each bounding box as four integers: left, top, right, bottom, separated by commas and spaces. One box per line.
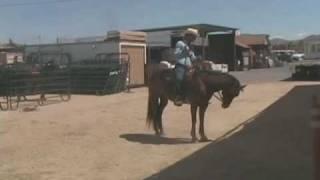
121, 45, 145, 86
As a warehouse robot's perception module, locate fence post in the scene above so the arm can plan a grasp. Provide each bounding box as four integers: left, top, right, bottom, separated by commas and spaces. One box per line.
124, 54, 131, 93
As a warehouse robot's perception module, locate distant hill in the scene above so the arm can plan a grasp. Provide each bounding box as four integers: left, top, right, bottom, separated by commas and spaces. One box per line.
270, 34, 320, 52
271, 34, 320, 45
303, 35, 320, 41
270, 38, 290, 45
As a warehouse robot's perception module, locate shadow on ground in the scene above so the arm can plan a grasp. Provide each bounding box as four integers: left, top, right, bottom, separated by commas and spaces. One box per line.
120, 134, 192, 145
282, 76, 320, 81
16, 95, 69, 109
144, 84, 319, 180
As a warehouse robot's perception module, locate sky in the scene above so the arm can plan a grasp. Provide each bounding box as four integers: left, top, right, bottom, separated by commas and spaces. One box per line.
0, 0, 319, 44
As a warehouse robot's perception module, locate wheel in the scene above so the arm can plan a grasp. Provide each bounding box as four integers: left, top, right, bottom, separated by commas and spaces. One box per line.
60, 93, 71, 101
95, 90, 103, 96
0, 100, 8, 111
37, 94, 46, 106
37, 98, 45, 106
9, 96, 19, 110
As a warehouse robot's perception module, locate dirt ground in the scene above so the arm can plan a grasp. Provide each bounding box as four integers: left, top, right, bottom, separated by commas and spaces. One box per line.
1, 81, 319, 180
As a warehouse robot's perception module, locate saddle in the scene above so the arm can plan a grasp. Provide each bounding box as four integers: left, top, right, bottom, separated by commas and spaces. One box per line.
160, 68, 176, 82
161, 62, 201, 83
160, 66, 198, 106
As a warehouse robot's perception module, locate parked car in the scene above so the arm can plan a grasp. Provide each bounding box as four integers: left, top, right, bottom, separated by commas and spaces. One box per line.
291, 53, 305, 61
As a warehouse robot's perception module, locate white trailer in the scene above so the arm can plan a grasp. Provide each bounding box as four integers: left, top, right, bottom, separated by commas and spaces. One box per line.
290, 40, 320, 79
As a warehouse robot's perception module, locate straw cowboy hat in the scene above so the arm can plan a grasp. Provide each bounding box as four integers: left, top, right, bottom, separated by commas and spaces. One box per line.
184, 28, 199, 37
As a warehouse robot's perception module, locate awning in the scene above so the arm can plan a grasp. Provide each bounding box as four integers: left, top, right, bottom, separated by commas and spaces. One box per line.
236, 41, 250, 49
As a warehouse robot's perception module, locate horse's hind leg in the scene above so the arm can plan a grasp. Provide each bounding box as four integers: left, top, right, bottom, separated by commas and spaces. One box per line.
157, 96, 168, 136
199, 104, 209, 142
151, 97, 160, 135
190, 104, 198, 142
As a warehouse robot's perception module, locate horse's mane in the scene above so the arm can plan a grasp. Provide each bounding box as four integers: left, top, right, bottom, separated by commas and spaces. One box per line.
199, 70, 240, 86
200, 70, 231, 78
201, 70, 225, 75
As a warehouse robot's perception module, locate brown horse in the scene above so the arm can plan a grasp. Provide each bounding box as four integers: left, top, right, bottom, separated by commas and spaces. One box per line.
146, 61, 246, 142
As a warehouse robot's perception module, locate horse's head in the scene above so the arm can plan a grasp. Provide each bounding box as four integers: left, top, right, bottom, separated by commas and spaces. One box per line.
221, 82, 246, 109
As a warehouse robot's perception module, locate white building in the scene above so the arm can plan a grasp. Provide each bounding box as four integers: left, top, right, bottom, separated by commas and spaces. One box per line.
0, 43, 24, 65
304, 37, 320, 60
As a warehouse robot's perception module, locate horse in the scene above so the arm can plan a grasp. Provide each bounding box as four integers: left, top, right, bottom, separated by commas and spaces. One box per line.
146, 61, 246, 142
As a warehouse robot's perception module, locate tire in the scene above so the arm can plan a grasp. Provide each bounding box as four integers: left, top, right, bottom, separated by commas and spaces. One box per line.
60, 93, 71, 101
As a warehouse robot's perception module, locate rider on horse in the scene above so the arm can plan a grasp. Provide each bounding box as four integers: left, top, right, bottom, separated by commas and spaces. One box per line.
174, 28, 200, 106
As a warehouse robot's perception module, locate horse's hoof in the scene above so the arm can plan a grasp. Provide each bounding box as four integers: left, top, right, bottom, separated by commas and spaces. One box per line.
199, 137, 210, 142
191, 137, 198, 143
156, 131, 165, 137
155, 130, 165, 136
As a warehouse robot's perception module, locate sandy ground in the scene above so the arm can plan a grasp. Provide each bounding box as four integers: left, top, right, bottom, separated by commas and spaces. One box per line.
0, 81, 319, 180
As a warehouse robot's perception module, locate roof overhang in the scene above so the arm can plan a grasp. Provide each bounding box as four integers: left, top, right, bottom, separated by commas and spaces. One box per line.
136, 23, 238, 37
236, 41, 250, 49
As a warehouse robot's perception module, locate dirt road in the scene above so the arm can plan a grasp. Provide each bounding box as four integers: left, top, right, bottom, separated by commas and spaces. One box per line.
0, 81, 319, 180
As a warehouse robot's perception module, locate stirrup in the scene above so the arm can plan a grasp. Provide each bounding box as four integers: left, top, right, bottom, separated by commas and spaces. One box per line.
174, 98, 183, 106
183, 98, 190, 104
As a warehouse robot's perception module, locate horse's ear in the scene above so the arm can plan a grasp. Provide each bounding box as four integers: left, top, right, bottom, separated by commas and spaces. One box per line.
240, 85, 247, 92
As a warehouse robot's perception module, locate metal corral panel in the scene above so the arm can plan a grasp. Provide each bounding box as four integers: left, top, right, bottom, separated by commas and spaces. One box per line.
0, 53, 6, 65
70, 61, 129, 95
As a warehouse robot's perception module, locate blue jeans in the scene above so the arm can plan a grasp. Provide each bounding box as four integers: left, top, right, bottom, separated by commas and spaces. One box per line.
175, 65, 186, 81
174, 64, 187, 102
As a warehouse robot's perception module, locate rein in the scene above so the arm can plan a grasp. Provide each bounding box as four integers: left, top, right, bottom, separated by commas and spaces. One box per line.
213, 91, 223, 102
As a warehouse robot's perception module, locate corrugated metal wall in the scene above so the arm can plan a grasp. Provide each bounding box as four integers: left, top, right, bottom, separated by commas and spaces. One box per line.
146, 30, 172, 47
25, 41, 147, 86
25, 41, 119, 62
305, 41, 320, 59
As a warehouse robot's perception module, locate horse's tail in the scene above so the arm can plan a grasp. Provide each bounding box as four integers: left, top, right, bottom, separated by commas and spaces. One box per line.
146, 89, 157, 128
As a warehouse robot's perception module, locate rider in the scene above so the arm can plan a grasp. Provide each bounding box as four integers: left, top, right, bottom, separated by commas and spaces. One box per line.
174, 28, 199, 106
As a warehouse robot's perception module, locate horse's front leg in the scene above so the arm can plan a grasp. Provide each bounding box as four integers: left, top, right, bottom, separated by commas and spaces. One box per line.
40, 94, 46, 101
190, 104, 198, 142
199, 104, 209, 142
157, 96, 168, 136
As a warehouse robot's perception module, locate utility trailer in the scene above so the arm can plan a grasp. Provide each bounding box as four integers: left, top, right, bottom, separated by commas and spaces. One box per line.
290, 60, 320, 80
290, 39, 320, 80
